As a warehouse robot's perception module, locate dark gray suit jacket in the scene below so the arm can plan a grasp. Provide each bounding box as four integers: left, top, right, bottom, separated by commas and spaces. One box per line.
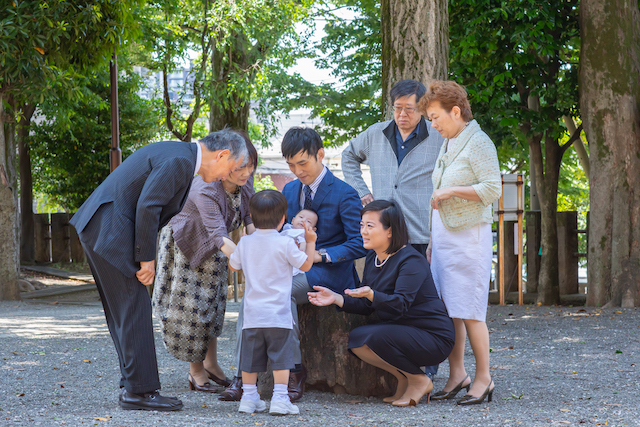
70, 141, 198, 277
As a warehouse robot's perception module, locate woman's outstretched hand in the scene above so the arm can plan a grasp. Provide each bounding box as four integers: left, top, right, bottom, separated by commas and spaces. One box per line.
308, 285, 343, 307
344, 286, 374, 302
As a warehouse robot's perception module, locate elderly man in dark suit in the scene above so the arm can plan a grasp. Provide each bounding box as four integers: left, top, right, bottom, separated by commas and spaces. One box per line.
70, 129, 247, 411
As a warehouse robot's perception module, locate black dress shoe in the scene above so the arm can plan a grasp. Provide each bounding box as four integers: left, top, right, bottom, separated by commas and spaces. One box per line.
120, 386, 180, 401
119, 390, 183, 411
218, 376, 243, 401
287, 364, 307, 402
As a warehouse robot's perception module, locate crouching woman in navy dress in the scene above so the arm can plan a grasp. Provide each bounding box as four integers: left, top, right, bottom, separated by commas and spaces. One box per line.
307, 200, 454, 407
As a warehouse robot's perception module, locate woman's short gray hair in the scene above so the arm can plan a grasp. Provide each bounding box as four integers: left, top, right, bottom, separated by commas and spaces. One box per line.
199, 129, 248, 162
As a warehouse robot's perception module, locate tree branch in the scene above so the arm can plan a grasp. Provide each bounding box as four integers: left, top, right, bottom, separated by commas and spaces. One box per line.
560, 123, 583, 154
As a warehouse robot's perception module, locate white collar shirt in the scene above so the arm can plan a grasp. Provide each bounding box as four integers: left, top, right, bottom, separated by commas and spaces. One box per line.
193, 142, 202, 176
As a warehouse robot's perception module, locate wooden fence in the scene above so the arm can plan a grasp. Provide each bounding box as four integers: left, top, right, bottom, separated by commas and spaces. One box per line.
33, 213, 85, 264
494, 210, 588, 302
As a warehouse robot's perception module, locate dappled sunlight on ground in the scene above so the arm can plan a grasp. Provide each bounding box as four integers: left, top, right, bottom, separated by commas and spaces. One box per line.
0, 315, 109, 339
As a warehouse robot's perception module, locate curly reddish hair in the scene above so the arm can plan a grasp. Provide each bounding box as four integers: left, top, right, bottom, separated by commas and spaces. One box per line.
417, 80, 473, 121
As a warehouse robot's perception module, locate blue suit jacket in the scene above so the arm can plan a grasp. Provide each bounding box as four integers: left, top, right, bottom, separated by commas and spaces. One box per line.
282, 169, 368, 292
70, 141, 197, 278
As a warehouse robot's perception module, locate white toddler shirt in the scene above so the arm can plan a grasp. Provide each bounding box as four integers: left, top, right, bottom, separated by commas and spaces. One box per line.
229, 229, 308, 330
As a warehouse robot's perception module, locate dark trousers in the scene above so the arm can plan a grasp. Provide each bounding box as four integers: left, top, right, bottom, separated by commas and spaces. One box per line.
410, 243, 439, 378
83, 243, 161, 394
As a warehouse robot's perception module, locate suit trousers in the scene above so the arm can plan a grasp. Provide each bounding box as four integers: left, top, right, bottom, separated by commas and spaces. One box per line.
83, 244, 161, 394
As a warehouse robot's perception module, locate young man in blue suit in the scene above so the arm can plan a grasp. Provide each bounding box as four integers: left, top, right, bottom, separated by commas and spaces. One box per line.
220, 127, 367, 402
71, 129, 247, 411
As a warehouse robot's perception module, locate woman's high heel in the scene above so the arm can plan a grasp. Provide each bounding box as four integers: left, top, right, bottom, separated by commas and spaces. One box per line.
456, 381, 494, 405
431, 374, 470, 400
391, 376, 433, 407
205, 368, 232, 387
391, 392, 431, 407
188, 373, 218, 393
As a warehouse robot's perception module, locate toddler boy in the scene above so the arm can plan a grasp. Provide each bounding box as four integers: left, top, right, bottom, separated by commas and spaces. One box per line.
229, 190, 316, 415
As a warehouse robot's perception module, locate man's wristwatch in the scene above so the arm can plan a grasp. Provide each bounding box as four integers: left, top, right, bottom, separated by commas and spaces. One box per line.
319, 248, 328, 263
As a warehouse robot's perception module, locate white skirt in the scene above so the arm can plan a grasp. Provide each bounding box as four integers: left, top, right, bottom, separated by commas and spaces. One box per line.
431, 210, 492, 322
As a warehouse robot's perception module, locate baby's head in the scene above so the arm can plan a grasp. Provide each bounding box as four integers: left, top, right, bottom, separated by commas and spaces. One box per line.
291, 208, 318, 230
249, 190, 288, 230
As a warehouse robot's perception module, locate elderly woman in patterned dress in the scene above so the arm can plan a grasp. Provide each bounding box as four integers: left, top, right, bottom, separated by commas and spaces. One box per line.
418, 80, 501, 405
153, 135, 257, 392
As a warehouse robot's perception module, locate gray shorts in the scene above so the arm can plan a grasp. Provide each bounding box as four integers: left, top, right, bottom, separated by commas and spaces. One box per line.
239, 328, 296, 373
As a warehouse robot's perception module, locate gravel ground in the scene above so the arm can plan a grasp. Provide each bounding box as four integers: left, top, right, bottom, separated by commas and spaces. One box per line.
1, 300, 639, 427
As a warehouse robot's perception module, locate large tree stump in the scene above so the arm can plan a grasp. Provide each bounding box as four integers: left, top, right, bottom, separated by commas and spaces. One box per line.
298, 303, 395, 397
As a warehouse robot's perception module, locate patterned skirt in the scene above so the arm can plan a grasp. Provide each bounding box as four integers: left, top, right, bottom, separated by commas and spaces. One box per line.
152, 224, 228, 363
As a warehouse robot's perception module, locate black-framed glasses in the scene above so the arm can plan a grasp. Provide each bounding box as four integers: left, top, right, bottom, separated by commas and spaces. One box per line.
391, 105, 417, 114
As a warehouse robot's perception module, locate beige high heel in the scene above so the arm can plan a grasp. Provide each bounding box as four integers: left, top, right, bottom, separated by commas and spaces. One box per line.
391, 377, 433, 407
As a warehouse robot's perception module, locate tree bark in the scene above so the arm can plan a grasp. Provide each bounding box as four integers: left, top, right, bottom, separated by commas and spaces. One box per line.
0, 94, 21, 301
208, 35, 252, 133
18, 104, 36, 263
580, 0, 640, 307
298, 304, 395, 397
209, 98, 250, 132
380, 0, 448, 118
529, 134, 563, 305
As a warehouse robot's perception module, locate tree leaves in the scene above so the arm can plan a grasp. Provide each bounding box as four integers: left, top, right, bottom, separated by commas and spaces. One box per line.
30, 68, 161, 211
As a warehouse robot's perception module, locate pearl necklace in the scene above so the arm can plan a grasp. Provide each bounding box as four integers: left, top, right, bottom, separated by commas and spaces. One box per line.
374, 246, 405, 268
374, 254, 390, 268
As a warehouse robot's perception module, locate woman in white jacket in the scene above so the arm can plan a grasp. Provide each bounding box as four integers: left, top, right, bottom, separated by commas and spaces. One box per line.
418, 80, 501, 405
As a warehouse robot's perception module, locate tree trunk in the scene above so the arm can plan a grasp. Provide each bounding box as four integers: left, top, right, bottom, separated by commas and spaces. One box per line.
208, 35, 252, 133
530, 134, 564, 305
579, 0, 640, 307
380, 0, 448, 118
209, 100, 250, 133
18, 104, 36, 264
0, 94, 21, 301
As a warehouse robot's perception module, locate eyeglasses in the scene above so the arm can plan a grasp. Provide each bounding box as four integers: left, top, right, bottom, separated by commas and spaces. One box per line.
391, 105, 417, 114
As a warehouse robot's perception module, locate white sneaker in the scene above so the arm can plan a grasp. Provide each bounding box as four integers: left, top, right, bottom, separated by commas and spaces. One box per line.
269, 399, 300, 415
238, 397, 266, 413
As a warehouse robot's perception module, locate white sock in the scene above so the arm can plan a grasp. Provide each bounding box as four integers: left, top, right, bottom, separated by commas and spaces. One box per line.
242, 383, 260, 401
272, 383, 289, 402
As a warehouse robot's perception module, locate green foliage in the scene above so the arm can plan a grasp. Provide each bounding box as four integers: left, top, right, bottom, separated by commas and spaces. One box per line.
449, 0, 580, 145
30, 69, 161, 211
557, 136, 589, 220
0, 0, 141, 102
260, 0, 382, 146
253, 174, 277, 192
449, 0, 584, 216
132, 0, 313, 141
311, 0, 382, 144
